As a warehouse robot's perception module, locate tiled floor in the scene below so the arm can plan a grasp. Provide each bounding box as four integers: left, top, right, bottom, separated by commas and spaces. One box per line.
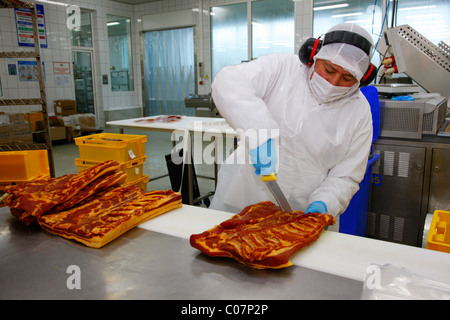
52, 127, 217, 203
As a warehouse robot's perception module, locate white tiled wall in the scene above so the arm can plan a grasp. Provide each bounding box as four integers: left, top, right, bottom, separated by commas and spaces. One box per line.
0, 0, 313, 127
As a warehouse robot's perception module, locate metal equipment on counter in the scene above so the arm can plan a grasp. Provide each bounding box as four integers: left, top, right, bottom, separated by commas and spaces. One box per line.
184, 94, 221, 118
376, 24, 450, 103
373, 24, 449, 140
375, 89, 447, 139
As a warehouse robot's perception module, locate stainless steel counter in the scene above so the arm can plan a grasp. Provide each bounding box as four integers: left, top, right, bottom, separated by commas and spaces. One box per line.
0, 206, 362, 300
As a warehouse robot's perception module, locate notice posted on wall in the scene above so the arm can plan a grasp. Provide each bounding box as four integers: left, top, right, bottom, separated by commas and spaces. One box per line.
53, 62, 71, 87
18, 60, 45, 81
15, 3, 47, 48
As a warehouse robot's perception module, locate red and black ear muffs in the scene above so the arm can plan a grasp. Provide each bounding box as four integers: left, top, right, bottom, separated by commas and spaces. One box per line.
298, 30, 378, 87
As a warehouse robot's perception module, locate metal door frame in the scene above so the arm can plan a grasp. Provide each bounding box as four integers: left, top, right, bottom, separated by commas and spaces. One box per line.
72, 49, 96, 115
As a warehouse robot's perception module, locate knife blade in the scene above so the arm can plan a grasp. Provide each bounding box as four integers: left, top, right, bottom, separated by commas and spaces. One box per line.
261, 173, 292, 212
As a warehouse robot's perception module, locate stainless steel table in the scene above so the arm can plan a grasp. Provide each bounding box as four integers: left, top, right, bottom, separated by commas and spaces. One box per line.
0, 206, 362, 300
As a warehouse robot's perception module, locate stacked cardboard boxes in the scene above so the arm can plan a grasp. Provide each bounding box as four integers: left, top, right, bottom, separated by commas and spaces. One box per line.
34, 117, 66, 142
0, 113, 33, 145
74, 133, 149, 190
0, 100, 98, 145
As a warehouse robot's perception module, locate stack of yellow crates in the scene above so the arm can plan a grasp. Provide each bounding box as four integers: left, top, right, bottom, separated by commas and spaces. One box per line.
74, 133, 149, 190
0, 150, 50, 195
426, 210, 450, 254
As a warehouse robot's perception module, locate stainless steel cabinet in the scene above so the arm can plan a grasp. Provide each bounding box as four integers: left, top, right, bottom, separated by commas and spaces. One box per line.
367, 137, 450, 247
429, 148, 450, 213
368, 144, 426, 246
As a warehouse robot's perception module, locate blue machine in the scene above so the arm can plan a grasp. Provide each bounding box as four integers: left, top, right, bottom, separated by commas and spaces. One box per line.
339, 86, 380, 236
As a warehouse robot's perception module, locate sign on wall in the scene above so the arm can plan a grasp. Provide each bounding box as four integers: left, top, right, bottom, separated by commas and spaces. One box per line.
53, 62, 71, 87
18, 61, 45, 81
15, 3, 48, 48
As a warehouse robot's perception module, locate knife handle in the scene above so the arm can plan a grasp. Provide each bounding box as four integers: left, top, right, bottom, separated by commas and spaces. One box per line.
261, 172, 277, 182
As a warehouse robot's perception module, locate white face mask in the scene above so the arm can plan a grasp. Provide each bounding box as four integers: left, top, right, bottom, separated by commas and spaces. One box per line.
308, 69, 356, 104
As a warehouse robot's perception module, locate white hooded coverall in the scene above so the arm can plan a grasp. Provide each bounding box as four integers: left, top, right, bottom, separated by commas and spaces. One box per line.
210, 25, 373, 230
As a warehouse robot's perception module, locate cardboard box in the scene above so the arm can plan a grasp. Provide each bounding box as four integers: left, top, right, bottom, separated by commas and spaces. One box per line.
13, 133, 33, 144
34, 119, 66, 142
0, 114, 10, 125
35, 118, 64, 131
0, 124, 12, 144
54, 100, 77, 116
25, 112, 44, 131
66, 124, 81, 143
13, 123, 30, 134
0, 132, 13, 144
0, 124, 11, 135
78, 115, 96, 132
50, 126, 66, 141
9, 113, 26, 124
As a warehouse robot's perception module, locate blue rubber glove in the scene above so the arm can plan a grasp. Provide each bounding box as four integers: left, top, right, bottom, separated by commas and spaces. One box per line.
305, 201, 327, 214
249, 138, 277, 176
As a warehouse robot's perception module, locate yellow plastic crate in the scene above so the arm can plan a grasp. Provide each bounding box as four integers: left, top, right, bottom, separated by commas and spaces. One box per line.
0, 150, 49, 181
427, 210, 450, 254
74, 133, 147, 162
75, 156, 146, 183
123, 175, 149, 191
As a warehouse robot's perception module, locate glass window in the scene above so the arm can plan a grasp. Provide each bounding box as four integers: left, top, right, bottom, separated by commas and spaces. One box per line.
395, 0, 450, 46
313, 1, 383, 69
211, 1, 295, 78
252, 0, 295, 59
71, 9, 93, 47
210, 3, 248, 78
313, 0, 450, 70
107, 14, 134, 92
72, 51, 95, 114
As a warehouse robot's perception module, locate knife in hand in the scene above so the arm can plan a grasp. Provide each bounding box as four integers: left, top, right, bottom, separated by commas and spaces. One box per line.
261, 173, 292, 212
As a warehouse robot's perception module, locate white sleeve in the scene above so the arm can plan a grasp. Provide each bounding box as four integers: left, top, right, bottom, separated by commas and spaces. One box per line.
308, 104, 373, 217
211, 54, 287, 148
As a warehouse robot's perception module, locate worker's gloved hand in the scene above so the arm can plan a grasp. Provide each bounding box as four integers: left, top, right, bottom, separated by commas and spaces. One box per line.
305, 201, 327, 214
249, 138, 277, 176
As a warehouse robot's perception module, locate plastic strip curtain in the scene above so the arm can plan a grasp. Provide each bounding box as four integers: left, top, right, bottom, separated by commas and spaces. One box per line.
143, 27, 195, 116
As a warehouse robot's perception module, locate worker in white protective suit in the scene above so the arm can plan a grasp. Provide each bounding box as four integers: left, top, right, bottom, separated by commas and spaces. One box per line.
210, 23, 377, 231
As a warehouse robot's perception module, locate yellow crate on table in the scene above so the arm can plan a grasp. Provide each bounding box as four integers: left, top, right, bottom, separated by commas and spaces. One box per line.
123, 175, 149, 191
74, 156, 146, 183
0, 150, 49, 181
74, 133, 147, 163
427, 210, 450, 254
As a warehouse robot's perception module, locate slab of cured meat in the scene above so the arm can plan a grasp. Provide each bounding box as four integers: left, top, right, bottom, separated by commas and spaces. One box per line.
190, 201, 335, 269
39, 187, 182, 248
4, 160, 125, 225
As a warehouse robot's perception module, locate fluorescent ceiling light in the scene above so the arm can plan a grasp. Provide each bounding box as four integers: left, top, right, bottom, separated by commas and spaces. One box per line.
332, 12, 362, 18
36, 0, 69, 6
398, 5, 436, 11
313, 3, 349, 11
107, 22, 120, 26
406, 13, 441, 19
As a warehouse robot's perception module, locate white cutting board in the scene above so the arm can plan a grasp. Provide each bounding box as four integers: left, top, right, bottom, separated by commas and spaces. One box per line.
140, 205, 233, 240
138, 205, 450, 284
